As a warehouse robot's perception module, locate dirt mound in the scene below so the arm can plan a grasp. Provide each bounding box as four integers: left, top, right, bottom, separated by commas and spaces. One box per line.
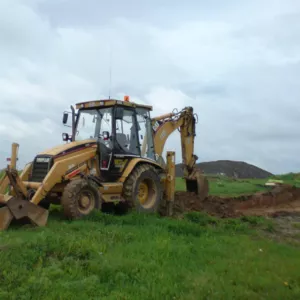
173, 191, 239, 218
172, 184, 300, 218
176, 160, 273, 179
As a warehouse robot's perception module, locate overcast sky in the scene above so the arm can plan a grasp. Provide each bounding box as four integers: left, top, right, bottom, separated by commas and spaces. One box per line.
1, 0, 300, 174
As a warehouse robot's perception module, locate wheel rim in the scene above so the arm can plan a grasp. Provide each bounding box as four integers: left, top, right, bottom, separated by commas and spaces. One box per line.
138, 182, 149, 205
137, 179, 157, 208
78, 189, 95, 215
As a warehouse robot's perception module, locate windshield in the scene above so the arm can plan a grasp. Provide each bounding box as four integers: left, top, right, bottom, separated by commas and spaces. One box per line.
76, 107, 112, 144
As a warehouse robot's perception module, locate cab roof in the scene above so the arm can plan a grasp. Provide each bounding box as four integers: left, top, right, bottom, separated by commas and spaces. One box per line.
75, 99, 153, 111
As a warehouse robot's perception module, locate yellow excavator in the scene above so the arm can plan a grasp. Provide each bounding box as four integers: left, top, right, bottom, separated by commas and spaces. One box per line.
0, 97, 209, 230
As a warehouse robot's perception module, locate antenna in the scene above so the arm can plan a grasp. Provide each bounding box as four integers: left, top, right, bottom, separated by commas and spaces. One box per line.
108, 45, 113, 99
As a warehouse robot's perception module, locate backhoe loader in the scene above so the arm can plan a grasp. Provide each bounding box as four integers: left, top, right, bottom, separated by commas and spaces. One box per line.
0, 97, 209, 230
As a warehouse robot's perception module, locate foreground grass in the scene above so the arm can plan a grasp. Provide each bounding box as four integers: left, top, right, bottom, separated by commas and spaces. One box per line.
0, 211, 300, 299
1, 172, 300, 299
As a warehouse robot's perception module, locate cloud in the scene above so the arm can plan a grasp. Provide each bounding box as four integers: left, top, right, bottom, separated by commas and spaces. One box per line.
1, 0, 300, 174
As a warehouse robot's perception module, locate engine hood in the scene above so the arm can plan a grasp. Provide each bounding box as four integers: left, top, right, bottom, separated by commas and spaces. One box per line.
38, 139, 97, 157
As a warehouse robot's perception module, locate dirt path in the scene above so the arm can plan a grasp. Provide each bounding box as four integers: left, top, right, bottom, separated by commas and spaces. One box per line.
172, 184, 300, 218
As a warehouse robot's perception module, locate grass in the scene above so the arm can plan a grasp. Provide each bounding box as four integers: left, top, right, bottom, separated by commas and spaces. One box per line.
1, 211, 300, 299
270, 173, 300, 188
176, 173, 300, 197
1, 174, 300, 299
176, 176, 270, 197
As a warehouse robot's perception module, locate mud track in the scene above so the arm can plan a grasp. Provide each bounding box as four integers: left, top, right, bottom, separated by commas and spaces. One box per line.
172, 184, 300, 218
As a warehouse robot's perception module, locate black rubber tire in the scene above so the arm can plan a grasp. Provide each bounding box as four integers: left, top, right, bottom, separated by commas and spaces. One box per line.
122, 164, 163, 213
61, 178, 101, 220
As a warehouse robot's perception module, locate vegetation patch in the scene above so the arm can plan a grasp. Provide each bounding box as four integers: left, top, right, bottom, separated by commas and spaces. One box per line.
0, 210, 300, 299
176, 176, 271, 196
1, 174, 300, 299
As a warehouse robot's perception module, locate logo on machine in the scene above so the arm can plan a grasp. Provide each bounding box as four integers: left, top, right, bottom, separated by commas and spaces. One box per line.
66, 162, 86, 175
114, 159, 127, 171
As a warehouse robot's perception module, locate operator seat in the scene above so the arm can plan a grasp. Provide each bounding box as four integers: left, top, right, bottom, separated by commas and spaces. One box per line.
116, 133, 129, 151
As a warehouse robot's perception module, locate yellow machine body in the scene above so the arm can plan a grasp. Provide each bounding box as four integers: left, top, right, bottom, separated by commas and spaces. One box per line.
0, 98, 208, 230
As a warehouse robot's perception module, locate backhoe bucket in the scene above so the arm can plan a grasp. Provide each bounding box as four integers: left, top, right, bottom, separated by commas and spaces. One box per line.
0, 197, 49, 230
186, 172, 209, 201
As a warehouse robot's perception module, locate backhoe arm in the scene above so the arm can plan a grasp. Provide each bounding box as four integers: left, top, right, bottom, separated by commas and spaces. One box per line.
152, 107, 197, 176
152, 107, 208, 199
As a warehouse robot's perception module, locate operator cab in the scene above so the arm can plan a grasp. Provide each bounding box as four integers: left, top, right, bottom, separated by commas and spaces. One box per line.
62, 97, 156, 181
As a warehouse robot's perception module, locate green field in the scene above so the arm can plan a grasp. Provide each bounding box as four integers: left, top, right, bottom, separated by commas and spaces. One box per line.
176, 176, 270, 197
0, 173, 300, 299
177, 173, 300, 196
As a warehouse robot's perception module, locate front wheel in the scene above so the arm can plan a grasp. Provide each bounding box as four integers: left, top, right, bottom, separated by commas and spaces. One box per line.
123, 164, 163, 213
61, 178, 101, 219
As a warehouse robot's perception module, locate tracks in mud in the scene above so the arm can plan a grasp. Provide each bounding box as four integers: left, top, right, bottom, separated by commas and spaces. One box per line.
172, 184, 300, 218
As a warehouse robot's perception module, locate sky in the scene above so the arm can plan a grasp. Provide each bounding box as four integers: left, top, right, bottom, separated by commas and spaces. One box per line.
1, 0, 300, 174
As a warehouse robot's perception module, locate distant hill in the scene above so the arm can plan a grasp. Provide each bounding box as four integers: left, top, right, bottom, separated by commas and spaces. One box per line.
176, 160, 273, 179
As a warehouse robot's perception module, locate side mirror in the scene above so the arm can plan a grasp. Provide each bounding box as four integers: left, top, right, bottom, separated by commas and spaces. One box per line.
102, 131, 110, 141
62, 133, 71, 142
115, 107, 124, 120
63, 112, 69, 124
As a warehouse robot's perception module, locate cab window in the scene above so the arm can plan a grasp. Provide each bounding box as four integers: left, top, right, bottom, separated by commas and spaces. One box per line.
115, 108, 139, 155
136, 108, 155, 160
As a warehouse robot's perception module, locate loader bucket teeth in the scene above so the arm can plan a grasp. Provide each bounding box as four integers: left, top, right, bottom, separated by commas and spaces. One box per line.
0, 206, 14, 230
0, 198, 50, 230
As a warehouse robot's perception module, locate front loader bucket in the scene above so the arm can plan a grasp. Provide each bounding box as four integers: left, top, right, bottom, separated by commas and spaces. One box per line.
186, 173, 209, 201
0, 197, 49, 230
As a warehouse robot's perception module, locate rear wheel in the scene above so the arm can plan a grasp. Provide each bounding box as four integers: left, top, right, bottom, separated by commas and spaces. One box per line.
61, 178, 101, 219
123, 164, 162, 213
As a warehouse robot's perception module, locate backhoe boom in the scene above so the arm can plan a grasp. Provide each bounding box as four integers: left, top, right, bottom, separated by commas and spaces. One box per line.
152, 107, 208, 200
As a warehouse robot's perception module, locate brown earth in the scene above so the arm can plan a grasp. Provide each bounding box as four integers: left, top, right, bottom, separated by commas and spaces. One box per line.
171, 184, 300, 218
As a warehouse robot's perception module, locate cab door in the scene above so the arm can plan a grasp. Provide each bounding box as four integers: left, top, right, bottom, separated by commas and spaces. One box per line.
136, 107, 156, 161
102, 106, 141, 181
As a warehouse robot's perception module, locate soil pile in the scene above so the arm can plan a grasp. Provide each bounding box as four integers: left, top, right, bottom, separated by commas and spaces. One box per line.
176, 160, 273, 179
172, 184, 300, 218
